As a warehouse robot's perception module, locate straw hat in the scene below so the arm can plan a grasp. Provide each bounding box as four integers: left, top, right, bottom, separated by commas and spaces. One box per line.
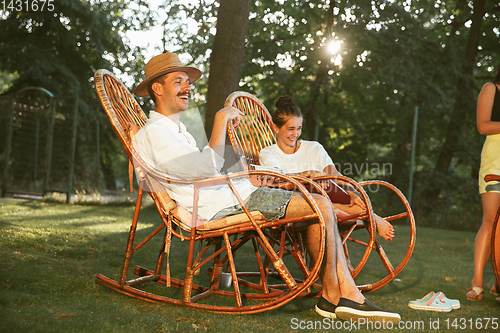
134, 53, 202, 97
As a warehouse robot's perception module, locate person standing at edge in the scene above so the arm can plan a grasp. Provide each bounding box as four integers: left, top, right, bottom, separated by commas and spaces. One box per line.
468, 62, 500, 301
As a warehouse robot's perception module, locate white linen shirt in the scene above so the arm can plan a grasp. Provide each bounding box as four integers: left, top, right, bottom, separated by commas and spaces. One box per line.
259, 140, 334, 173
135, 111, 257, 221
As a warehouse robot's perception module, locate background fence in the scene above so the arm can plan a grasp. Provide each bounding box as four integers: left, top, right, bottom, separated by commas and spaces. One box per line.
0, 90, 104, 201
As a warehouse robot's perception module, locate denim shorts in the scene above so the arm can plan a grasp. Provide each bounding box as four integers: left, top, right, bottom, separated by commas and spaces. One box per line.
210, 187, 293, 221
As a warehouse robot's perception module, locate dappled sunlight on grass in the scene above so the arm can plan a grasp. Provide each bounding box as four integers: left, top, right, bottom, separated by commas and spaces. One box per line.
0, 199, 499, 332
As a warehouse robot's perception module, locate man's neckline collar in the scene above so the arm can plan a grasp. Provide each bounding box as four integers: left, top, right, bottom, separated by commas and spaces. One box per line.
149, 110, 187, 132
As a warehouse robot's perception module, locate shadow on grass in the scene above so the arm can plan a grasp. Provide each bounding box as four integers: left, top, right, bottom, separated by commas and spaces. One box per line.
0, 199, 498, 333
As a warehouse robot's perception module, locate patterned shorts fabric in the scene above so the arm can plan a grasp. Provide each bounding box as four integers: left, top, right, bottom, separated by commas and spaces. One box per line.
210, 187, 293, 221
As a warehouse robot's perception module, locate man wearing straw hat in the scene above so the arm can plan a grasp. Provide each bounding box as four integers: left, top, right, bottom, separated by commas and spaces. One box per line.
133, 52, 401, 323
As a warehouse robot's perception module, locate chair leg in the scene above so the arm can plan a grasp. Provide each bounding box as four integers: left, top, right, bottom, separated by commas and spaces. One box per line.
154, 228, 168, 275
255, 235, 296, 290
224, 232, 243, 307
210, 240, 223, 290
182, 228, 198, 303
288, 230, 310, 278
119, 186, 144, 286
252, 237, 269, 293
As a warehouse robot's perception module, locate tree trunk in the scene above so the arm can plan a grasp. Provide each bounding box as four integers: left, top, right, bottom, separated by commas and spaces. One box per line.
302, 0, 335, 141
204, 0, 252, 137
303, 59, 329, 141
421, 0, 486, 205
99, 142, 117, 191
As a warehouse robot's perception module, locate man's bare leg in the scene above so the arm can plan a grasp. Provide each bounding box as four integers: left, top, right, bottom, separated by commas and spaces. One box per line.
284, 192, 363, 304
285, 192, 400, 322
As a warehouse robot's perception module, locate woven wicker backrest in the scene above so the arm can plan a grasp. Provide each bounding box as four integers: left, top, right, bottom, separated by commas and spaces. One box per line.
94, 69, 215, 232
94, 69, 147, 159
95, 69, 191, 227
95, 77, 270, 232
224, 92, 275, 169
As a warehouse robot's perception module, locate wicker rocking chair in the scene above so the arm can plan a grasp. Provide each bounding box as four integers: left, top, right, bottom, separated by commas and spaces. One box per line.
93, 69, 330, 314
225, 91, 417, 292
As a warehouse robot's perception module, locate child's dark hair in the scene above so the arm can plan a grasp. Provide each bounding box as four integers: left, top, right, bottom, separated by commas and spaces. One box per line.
272, 95, 302, 128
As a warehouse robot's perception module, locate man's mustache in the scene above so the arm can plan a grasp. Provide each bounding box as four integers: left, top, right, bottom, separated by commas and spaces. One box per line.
178, 91, 191, 98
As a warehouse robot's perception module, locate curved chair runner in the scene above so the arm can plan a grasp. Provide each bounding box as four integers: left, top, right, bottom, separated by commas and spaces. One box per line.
225, 91, 416, 292
484, 174, 500, 289
93, 69, 327, 314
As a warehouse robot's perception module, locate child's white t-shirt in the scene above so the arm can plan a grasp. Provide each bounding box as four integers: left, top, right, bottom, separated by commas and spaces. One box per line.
259, 140, 333, 173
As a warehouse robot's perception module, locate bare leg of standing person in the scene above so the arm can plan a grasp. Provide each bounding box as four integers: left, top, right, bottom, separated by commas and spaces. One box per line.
467, 192, 500, 300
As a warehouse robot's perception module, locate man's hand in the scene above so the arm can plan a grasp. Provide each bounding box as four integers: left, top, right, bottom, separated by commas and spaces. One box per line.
249, 174, 275, 187
209, 107, 244, 158
215, 106, 243, 127
306, 170, 326, 178
307, 171, 329, 188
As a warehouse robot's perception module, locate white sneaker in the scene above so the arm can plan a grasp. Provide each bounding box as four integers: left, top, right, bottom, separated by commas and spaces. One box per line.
408, 291, 452, 312
436, 291, 460, 310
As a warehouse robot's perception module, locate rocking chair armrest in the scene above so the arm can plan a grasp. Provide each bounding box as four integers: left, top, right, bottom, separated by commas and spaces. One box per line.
131, 142, 310, 191
312, 175, 368, 197
129, 135, 321, 227
128, 135, 249, 189
162, 169, 310, 190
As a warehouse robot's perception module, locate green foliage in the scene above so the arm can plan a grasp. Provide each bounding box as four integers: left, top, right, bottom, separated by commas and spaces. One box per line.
2, 0, 499, 229
163, 0, 500, 230
0, 0, 157, 193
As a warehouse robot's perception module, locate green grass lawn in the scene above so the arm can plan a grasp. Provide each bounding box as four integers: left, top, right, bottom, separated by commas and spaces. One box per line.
0, 199, 498, 333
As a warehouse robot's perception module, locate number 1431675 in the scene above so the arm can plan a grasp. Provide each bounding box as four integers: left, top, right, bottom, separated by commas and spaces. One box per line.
444, 318, 498, 330
1, 0, 54, 12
